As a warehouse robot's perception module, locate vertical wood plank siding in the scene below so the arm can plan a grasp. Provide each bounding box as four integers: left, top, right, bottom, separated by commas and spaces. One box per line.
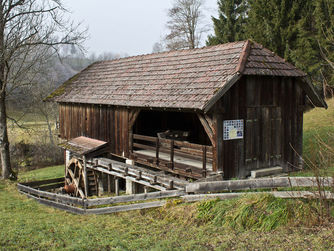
219, 76, 305, 179
59, 103, 130, 157
58, 75, 306, 179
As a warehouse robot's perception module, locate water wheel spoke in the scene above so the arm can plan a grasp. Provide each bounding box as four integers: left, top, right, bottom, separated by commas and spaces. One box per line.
65, 158, 87, 199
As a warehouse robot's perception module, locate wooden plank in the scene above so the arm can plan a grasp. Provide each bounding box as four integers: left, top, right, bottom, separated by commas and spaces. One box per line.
85, 201, 167, 215
186, 177, 334, 193
182, 191, 334, 202
133, 134, 156, 142
37, 182, 65, 191
86, 190, 185, 207
20, 191, 85, 214
87, 165, 167, 191
133, 143, 156, 151
21, 177, 64, 187
17, 183, 84, 206
96, 158, 189, 187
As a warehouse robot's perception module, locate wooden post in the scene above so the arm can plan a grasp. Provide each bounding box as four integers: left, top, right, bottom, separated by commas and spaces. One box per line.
170, 140, 174, 170
115, 178, 119, 196
130, 132, 134, 153
83, 156, 88, 197
93, 171, 99, 196
144, 186, 148, 194
155, 137, 159, 166
202, 145, 207, 178
107, 164, 112, 193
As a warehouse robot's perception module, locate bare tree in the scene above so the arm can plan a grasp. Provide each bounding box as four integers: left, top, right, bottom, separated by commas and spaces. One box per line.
0, 0, 85, 179
165, 0, 208, 50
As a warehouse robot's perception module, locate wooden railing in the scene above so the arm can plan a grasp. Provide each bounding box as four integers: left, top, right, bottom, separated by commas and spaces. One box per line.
130, 134, 213, 178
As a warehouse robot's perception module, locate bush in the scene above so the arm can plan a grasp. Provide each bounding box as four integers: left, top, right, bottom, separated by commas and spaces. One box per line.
10, 141, 63, 171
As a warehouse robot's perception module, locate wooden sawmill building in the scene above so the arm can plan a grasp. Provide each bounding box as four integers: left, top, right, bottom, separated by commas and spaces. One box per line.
46, 40, 326, 189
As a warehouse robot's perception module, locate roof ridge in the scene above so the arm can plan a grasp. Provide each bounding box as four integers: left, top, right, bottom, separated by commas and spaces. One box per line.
96, 40, 248, 64
236, 40, 251, 74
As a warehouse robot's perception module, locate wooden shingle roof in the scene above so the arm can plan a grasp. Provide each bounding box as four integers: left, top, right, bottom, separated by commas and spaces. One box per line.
47, 40, 326, 110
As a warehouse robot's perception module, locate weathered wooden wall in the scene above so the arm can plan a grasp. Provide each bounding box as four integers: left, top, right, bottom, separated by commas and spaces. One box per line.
58, 75, 306, 180
59, 103, 130, 157
218, 76, 305, 178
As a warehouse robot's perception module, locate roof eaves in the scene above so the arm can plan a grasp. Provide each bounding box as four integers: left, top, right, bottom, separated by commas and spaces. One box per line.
43, 61, 101, 102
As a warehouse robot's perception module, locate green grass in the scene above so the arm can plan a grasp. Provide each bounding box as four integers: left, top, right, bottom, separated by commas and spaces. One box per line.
1, 166, 334, 250
18, 165, 64, 183
288, 98, 334, 177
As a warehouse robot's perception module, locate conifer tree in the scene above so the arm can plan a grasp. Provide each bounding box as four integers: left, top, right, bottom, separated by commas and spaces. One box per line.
207, 0, 247, 45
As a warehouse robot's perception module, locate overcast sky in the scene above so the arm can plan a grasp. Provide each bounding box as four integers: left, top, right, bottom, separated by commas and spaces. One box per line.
63, 0, 218, 56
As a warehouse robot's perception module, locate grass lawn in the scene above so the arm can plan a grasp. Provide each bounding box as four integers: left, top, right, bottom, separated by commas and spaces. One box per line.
1, 100, 333, 250
0, 165, 334, 250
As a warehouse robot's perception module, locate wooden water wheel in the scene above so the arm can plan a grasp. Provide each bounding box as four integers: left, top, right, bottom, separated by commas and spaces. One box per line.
65, 158, 86, 198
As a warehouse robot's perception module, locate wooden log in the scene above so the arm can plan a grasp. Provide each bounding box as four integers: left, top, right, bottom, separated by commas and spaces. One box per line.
186, 177, 334, 193
85, 201, 167, 215
86, 190, 185, 206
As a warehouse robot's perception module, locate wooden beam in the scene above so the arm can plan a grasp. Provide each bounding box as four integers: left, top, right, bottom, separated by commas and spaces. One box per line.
197, 113, 215, 147
182, 191, 334, 202
128, 109, 140, 129
85, 201, 166, 215
86, 190, 185, 206
186, 177, 334, 193
17, 183, 84, 206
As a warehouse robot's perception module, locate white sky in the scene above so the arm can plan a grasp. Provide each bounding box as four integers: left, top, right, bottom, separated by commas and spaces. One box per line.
63, 0, 218, 56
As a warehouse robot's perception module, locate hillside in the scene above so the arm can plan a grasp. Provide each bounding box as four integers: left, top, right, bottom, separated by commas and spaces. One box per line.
302, 98, 334, 175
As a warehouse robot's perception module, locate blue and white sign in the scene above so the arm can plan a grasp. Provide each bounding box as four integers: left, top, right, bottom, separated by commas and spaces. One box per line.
223, 120, 244, 140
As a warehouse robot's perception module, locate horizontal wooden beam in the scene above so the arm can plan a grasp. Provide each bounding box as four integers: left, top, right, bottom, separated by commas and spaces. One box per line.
85, 201, 166, 215
186, 177, 334, 193
20, 177, 64, 187
86, 190, 185, 207
182, 191, 334, 202
17, 183, 84, 206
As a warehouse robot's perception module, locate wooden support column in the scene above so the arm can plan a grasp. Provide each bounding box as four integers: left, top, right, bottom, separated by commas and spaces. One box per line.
202, 145, 207, 177
83, 156, 88, 197
107, 164, 112, 193
115, 178, 119, 196
213, 111, 223, 173
198, 113, 219, 172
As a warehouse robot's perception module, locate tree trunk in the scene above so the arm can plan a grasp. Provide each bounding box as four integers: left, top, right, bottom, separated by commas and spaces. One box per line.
0, 92, 14, 179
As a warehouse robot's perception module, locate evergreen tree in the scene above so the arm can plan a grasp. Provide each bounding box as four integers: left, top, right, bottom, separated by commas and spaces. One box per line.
246, 0, 305, 60
206, 0, 247, 45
